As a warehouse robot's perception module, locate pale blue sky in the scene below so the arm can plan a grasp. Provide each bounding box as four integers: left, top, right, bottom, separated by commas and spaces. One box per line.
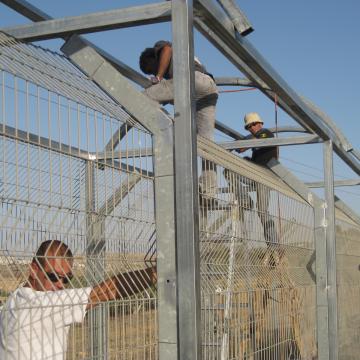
0, 0, 359, 214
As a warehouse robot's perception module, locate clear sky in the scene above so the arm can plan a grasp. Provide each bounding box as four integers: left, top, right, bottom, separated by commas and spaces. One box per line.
1, 0, 359, 214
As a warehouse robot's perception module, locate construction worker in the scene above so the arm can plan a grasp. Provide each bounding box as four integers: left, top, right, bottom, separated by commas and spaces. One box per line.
139, 40, 218, 140
242, 112, 278, 165
241, 112, 280, 265
139, 40, 218, 198
0, 240, 157, 359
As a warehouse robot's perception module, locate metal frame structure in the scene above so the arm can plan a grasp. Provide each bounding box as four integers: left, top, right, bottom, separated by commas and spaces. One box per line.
1, 1, 360, 360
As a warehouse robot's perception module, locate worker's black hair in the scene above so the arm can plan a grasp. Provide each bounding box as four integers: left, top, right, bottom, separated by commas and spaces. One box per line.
139, 47, 158, 75
33, 240, 73, 267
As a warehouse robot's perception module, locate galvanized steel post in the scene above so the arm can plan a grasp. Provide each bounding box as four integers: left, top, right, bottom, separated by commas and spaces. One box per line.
85, 161, 108, 359
323, 140, 338, 360
172, 1, 202, 359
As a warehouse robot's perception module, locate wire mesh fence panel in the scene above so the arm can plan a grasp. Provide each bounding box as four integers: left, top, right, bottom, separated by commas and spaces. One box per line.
0, 34, 157, 360
335, 212, 360, 360
2, 30, 360, 360
198, 139, 317, 360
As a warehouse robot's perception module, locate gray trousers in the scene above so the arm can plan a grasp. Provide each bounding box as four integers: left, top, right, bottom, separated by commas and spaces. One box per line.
255, 183, 279, 247
144, 71, 218, 195
143, 71, 218, 140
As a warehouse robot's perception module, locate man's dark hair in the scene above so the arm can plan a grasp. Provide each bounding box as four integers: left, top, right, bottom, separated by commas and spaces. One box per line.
34, 240, 73, 267
139, 47, 158, 75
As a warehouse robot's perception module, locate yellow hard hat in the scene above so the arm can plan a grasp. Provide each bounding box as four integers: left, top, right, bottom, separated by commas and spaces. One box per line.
244, 112, 263, 130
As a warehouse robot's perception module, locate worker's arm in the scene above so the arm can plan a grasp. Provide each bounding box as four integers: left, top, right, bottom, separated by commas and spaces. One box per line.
156, 44, 172, 80
87, 266, 157, 309
236, 134, 254, 154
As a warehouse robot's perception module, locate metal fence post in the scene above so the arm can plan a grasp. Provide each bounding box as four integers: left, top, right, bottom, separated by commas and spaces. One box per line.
323, 140, 338, 360
172, 1, 202, 359
85, 161, 107, 359
314, 199, 330, 360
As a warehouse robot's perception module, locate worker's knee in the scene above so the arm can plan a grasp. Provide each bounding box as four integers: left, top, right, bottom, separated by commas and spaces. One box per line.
194, 71, 218, 97
143, 79, 174, 104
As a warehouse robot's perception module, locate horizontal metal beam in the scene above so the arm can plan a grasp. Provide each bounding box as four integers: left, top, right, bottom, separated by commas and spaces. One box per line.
0, 124, 152, 176
223, 125, 310, 137
1, 2, 171, 41
215, 125, 309, 141
214, 76, 255, 87
96, 148, 153, 160
219, 134, 321, 151
98, 133, 321, 158
306, 179, 360, 188
1, 124, 89, 160
268, 126, 310, 134
194, 0, 360, 175
215, 120, 246, 139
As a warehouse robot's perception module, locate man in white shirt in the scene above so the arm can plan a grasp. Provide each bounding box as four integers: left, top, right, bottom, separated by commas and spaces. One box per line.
0, 240, 156, 360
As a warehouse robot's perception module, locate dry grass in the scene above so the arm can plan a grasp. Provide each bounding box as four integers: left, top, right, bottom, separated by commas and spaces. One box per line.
67, 304, 157, 360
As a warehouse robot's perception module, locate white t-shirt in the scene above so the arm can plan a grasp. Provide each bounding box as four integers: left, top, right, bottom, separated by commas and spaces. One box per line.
0, 286, 92, 360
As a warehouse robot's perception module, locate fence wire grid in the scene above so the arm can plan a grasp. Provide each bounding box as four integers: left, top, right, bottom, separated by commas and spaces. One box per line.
198, 139, 316, 360
0, 32, 359, 360
336, 212, 360, 360
0, 33, 156, 360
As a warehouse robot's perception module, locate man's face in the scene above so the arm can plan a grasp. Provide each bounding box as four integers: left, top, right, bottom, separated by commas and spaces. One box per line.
30, 256, 73, 291
247, 122, 263, 135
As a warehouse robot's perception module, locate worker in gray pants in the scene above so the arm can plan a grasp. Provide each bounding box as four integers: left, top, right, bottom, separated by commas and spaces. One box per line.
139, 40, 218, 197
